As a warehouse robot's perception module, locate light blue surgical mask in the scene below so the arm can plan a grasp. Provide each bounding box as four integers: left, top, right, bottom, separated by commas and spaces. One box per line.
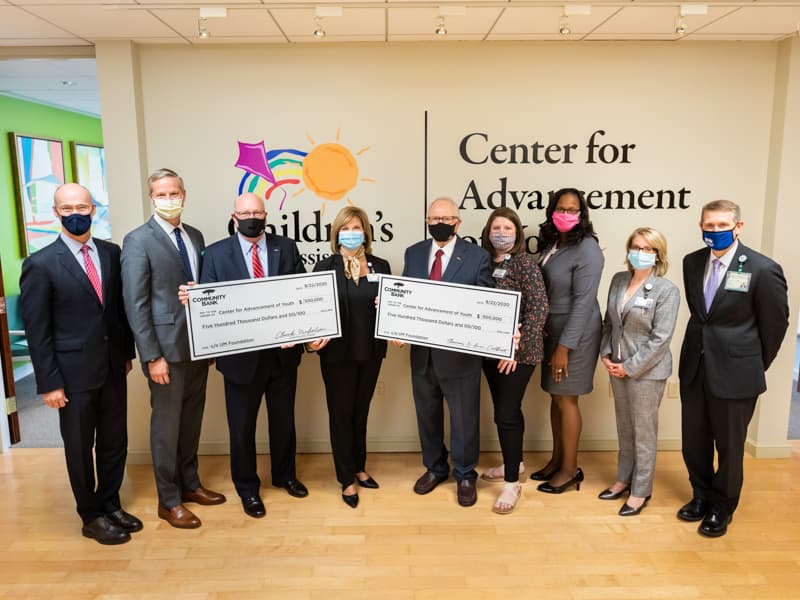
338, 230, 365, 250
628, 249, 656, 270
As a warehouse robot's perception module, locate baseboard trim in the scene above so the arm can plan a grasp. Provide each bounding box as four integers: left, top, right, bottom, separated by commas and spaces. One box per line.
745, 439, 792, 458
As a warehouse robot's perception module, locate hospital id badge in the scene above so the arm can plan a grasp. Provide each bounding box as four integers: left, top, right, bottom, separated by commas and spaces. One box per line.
633, 297, 653, 309
724, 271, 751, 292
367, 273, 380, 283
492, 268, 508, 279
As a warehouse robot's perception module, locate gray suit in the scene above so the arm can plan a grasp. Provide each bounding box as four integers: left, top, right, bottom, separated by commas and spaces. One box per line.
600, 270, 680, 496
122, 216, 208, 508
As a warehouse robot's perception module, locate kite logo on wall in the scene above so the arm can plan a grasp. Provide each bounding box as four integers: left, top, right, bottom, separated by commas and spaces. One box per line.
234, 130, 374, 216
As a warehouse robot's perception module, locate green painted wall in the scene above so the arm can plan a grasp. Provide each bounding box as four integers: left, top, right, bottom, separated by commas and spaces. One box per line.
0, 95, 103, 297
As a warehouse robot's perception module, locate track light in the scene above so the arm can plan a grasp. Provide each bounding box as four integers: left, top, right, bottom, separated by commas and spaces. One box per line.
675, 16, 687, 35
197, 17, 210, 38
559, 20, 571, 35
313, 16, 326, 38
435, 16, 447, 35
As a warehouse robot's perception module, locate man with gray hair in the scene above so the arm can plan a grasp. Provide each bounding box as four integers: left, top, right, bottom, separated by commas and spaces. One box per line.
122, 168, 225, 530
400, 197, 493, 507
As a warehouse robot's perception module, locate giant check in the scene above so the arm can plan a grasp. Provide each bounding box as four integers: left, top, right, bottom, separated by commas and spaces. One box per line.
375, 275, 521, 360
185, 271, 341, 360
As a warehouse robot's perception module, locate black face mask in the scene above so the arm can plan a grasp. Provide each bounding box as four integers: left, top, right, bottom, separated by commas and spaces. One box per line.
236, 217, 266, 238
428, 222, 456, 242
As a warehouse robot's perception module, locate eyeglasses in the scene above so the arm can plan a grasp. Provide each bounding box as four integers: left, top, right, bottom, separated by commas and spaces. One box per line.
553, 208, 580, 215
56, 204, 93, 216
631, 246, 656, 254
426, 216, 459, 225
235, 211, 267, 219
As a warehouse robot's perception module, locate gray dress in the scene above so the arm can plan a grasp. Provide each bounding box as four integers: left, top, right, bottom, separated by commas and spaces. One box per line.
539, 236, 604, 395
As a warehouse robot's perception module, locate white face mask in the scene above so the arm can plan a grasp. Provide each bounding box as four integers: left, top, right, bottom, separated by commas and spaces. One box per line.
153, 198, 184, 219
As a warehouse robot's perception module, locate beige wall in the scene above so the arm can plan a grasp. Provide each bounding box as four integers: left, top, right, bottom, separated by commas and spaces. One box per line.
94, 40, 800, 462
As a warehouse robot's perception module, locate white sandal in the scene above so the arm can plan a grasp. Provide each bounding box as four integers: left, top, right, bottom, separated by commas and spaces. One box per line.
492, 482, 522, 515
481, 462, 525, 483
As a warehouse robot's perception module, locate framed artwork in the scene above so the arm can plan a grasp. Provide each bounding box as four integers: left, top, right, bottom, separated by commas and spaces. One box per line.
8, 133, 66, 256
70, 142, 111, 240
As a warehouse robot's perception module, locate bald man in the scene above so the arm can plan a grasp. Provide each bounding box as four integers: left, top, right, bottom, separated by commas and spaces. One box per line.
20, 184, 140, 544
199, 193, 308, 518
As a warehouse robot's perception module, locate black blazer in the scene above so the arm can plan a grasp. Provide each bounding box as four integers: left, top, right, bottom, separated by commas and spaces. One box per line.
678, 242, 789, 399
20, 237, 135, 395
200, 233, 306, 385
313, 253, 391, 364
402, 236, 493, 378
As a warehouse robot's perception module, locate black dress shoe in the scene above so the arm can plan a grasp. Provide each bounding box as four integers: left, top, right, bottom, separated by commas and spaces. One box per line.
457, 479, 477, 507
598, 486, 629, 501
698, 508, 732, 538
274, 479, 309, 498
242, 495, 266, 518
356, 476, 379, 489
530, 466, 559, 481
537, 468, 584, 494
106, 509, 143, 533
82, 516, 131, 545
619, 495, 651, 517
413, 471, 448, 495
342, 489, 359, 509
677, 497, 709, 522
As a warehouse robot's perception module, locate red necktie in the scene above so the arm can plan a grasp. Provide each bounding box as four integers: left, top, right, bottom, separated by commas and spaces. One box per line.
429, 249, 444, 281
81, 245, 103, 304
252, 243, 264, 279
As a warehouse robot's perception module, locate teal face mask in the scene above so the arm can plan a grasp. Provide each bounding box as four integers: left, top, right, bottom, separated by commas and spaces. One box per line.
338, 230, 365, 250
628, 249, 656, 270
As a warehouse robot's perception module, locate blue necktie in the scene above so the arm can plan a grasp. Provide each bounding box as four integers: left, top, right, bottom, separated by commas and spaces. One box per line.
173, 228, 193, 280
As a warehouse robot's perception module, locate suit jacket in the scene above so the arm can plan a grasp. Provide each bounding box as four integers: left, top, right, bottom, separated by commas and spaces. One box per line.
678, 242, 789, 399
600, 271, 680, 380
539, 236, 604, 350
20, 237, 135, 394
312, 253, 391, 364
122, 216, 205, 365
402, 236, 493, 378
201, 232, 305, 384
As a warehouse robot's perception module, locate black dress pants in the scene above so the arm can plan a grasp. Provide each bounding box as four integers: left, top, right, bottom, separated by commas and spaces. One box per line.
224, 349, 298, 498
680, 358, 757, 513
320, 358, 383, 487
482, 360, 535, 483
59, 371, 127, 524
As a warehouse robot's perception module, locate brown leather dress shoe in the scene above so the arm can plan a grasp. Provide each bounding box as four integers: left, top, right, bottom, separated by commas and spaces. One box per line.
158, 504, 201, 529
182, 486, 227, 505
457, 479, 477, 507
413, 471, 448, 495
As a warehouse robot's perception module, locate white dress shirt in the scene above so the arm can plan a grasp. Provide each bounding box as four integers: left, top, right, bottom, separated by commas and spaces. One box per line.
60, 233, 102, 284
427, 236, 457, 276
153, 213, 199, 280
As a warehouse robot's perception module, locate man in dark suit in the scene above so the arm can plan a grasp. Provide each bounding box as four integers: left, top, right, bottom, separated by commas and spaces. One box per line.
199, 192, 308, 518
678, 199, 789, 537
401, 197, 493, 507
122, 168, 225, 530
20, 183, 140, 544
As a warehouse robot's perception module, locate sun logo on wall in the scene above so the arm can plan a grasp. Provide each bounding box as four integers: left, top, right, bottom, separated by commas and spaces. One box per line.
235, 130, 375, 216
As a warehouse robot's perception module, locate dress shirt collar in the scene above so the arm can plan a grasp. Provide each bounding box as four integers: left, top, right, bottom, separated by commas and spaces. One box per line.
707, 239, 739, 271
153, 212, 187, 237
59, 232, 97, 255
429, 235, 457, 261
237, 232, 266, 254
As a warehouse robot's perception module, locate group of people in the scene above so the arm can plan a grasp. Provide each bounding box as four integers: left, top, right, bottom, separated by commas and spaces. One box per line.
19, 169, 789, 546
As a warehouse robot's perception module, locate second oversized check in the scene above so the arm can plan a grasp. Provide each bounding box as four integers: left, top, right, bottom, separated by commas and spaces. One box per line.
186, 271, 341, 360
375, 276, 521, 360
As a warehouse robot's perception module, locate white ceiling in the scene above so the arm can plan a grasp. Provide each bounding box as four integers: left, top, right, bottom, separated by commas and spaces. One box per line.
1, 1, 799, 115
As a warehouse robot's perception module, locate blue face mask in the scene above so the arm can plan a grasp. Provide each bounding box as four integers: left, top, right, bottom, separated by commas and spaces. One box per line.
338, 230, 365, 250
61, 213, 92, 236
628, 250, 656, 270
702, 228, 735, 251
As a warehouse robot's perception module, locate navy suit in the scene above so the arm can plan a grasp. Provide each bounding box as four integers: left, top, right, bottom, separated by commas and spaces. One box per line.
20, 236, 135, 523
402, 236, 493, 480
679, 242, 788, 512
201, 233, 305, 497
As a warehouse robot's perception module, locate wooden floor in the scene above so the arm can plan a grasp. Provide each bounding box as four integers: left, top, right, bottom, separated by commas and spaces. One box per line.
1, 446, 800, 600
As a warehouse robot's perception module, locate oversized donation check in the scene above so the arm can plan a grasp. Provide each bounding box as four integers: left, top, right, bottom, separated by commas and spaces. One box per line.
185, 271, 341, 360
375, 275, 521, 360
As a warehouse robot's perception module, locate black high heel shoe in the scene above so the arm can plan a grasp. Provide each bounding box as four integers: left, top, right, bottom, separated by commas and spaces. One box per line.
598, 485, 630, 500
536, 468, 584, 494
619, 495, 651, 517
342, 486, 359, 509
529, 465, 560, 481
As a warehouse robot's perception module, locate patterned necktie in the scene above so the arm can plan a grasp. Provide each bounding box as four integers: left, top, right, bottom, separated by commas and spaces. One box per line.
81, 245, 103, 304
252, 243, 264, 278
704, 258, 723, 312
173, 228, 193, 280
429, 249, 444, 281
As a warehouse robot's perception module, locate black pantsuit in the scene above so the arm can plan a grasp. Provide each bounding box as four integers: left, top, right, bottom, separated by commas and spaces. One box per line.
224, 349, 298, 497
482, 361, 536, 483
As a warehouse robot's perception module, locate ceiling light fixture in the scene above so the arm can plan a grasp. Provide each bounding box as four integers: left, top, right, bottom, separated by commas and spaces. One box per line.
675, 17, 687, 35
197, 17, 210, 38
559, 19, 572, 35
313, 16, 326, 38
435, 16, 447, 35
